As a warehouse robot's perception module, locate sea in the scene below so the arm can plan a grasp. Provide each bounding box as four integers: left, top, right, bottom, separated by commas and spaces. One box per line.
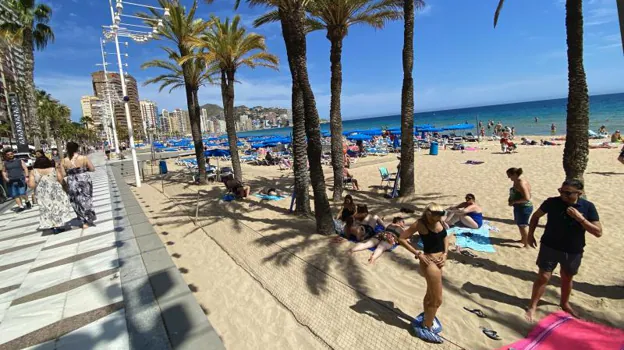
236, 93, 624, 137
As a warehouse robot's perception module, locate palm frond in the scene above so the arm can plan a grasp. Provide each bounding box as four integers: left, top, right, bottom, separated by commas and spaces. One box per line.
33, 3, 52, 25
304, 16, 325, 33
253, 10, 280, 28
32, 23, 54, 50
494, 0, 505, 28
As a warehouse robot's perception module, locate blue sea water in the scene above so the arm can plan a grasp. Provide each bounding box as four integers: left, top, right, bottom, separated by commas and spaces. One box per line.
237, 93, 624, 137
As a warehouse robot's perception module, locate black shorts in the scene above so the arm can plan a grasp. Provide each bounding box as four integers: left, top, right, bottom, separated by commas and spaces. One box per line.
537, 244, 582, 275
105, 150, 111, 154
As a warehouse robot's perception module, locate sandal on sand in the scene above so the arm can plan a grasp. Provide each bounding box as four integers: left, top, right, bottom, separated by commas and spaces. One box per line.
413, 325, 444, 344
463, 307, 487, 318
481, 327, 501, 340
461, 250, 478, 258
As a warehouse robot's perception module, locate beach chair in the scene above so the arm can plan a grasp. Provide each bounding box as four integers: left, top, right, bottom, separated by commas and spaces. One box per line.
464, 132, 478, 142
379, 167, 396, 188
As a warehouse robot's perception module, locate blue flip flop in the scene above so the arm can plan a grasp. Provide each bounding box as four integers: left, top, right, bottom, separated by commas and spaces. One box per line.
412, 312, 443, 334
413, 324, 444, 344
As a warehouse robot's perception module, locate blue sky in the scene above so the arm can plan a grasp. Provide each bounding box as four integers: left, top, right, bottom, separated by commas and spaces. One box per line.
35, 0, 623, 122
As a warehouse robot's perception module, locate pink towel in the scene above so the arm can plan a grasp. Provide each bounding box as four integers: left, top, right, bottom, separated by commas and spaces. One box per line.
499, 311, 624, 350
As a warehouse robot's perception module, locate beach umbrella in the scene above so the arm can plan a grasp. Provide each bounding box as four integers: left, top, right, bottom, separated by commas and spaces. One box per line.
442, 123, 474, 131
204, 149, 231, 180
347, 134, 373, 141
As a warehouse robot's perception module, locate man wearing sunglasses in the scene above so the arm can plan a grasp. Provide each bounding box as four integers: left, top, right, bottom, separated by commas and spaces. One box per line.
525, 179, 602, 322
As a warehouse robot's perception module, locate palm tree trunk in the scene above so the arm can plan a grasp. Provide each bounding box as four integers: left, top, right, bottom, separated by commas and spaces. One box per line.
180, 46, 206, 184
279, 6, 333, 234
292, 81, 311, 215
190, 88, 207, 183
279, 8, 311, 216
21, 29, 41, 149
329, 34, 345, 202
563, 0, 589, 184
224, 69, 243, 181
399, 0, 416, 197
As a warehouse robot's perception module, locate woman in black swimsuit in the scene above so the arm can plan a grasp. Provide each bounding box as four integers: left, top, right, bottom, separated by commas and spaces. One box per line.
398, 203, 449, 344
349, 217, 406, 264
336, 195, 356, 222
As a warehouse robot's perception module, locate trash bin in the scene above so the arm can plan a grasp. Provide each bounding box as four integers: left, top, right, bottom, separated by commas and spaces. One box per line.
430, 142, 439, 155
159, 160, 168, 174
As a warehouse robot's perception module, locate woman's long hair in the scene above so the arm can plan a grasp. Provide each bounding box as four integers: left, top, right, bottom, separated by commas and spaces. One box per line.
66, 142, 79, 160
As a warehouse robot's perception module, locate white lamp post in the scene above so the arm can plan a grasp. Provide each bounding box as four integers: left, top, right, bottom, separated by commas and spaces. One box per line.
104, 0, 169, 187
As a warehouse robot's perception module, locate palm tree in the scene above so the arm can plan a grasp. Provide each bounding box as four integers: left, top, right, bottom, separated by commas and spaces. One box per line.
399, 0, 425, 197
1, 0, 55, 148
139, 0, 209, 183
234, 0, 334, 233
254, 0, 402, 201
35, 88, 54, 143
80, 116, 94, 130
494, 0, 589, 183
186, 15, 279, 182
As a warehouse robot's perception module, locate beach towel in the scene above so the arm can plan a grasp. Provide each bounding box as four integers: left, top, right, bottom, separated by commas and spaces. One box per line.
222, 194, 236, 201
448, 222, 496, 253
498, 311, 624, 350
254, 194, 287, 201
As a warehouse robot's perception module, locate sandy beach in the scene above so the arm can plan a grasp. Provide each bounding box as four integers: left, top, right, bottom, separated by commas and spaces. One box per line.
131, 137, 624, 350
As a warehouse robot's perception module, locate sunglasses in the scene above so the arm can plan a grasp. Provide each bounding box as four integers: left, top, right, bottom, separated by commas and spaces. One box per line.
558, 189, 582, 197
429, 210, 446, 216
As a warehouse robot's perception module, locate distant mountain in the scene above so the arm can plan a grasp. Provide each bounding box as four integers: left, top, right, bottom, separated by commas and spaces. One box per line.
200, 103, 223, 118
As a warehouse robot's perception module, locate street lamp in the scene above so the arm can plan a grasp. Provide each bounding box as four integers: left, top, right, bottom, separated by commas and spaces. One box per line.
103, 0, 169, 188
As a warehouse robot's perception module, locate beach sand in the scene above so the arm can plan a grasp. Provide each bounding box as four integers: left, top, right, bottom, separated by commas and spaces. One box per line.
132, 137, 624, 350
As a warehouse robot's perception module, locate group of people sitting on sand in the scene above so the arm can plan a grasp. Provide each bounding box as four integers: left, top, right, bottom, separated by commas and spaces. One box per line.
331, 166, 603, 344
334, 193, 485, 266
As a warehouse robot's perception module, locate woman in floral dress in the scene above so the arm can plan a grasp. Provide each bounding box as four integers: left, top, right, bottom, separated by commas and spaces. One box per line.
61, 142, 96, 229
27, 156, 75, 234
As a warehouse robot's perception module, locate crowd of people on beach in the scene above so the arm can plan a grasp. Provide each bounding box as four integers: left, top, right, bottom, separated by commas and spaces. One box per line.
329, 165, 603, 344
1, 142, 96, 233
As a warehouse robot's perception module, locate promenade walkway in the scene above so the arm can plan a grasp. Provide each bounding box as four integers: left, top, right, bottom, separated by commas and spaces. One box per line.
0, 152, 222, 350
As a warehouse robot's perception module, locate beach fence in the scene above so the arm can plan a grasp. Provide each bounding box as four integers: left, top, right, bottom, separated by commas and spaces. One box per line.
146, 178, 465, 350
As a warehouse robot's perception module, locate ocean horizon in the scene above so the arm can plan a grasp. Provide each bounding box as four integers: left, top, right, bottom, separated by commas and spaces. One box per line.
236, 92, 624, 138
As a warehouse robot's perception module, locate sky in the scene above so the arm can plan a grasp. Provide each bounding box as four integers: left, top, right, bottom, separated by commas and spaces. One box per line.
35, 0, 624, 122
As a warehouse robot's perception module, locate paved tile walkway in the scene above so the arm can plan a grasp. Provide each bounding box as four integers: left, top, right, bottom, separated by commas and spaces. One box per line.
0, 153, 223, 350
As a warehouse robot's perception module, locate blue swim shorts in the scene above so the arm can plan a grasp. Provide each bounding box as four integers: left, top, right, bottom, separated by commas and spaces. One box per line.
7, 178, 26, 199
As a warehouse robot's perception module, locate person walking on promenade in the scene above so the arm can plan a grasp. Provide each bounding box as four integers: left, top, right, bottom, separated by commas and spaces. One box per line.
60, 142, 96, 229
525, 179, 602, 321
2, 148, 31, 212
27, 156, 74, 234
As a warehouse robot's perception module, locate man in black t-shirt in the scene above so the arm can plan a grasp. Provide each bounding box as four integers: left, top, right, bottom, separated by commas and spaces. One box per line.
526, 179, 602, 321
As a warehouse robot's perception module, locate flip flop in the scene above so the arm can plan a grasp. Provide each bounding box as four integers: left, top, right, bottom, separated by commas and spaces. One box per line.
481, 327, 501, 340
412, 312, 443, 334
463, 307, 487, 318
461, 250, 478, 258
413, 324, 444, 344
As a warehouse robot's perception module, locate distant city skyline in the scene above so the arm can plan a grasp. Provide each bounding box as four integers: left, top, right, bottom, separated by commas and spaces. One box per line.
33, 0, 623, 122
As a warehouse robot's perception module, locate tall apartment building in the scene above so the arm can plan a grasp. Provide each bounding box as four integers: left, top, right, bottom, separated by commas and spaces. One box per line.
171, 108, 191, 135
79, 96, 103, 130
160, 109, 170, 134
91, 71, 142, 136
139, 100, 158, 139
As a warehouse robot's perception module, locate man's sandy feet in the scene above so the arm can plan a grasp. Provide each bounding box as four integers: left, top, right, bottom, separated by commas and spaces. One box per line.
525, 307, 537, 322
561, 303, 580, 318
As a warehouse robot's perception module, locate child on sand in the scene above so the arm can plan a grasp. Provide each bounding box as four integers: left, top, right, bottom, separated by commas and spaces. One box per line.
525, 180, 602, 321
